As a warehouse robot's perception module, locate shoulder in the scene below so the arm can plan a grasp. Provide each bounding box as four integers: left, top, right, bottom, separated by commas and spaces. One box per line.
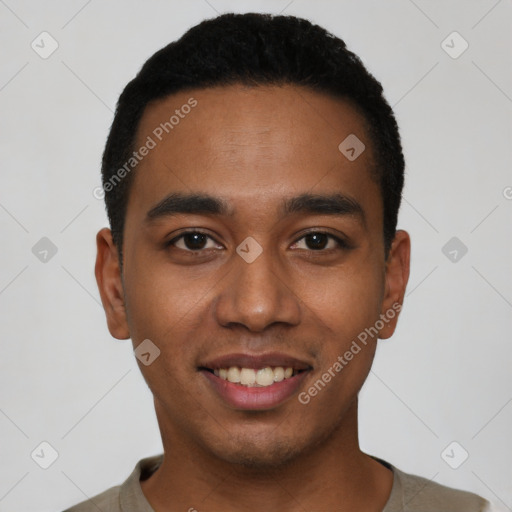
392, 465, 491, 512
62, 484, 121, 512
61, 454, 163, 512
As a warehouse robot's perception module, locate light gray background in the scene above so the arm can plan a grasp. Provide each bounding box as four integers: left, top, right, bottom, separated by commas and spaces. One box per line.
1, 1, 511, 511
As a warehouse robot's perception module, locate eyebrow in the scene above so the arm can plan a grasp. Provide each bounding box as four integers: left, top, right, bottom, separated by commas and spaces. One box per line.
146, 192, 366, 226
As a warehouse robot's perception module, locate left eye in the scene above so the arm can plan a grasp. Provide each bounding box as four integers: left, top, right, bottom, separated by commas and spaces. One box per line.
291, 232, 345, 251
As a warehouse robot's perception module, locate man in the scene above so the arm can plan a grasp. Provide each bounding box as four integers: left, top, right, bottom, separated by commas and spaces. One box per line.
64, 12, 490, 512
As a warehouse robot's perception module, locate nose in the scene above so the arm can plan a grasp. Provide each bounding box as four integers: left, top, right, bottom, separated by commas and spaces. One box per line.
214, 245, 301, 332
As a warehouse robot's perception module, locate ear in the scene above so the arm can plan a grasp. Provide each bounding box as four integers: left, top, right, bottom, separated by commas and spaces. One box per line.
378, 229, 411, 340
95, 228, 130, 340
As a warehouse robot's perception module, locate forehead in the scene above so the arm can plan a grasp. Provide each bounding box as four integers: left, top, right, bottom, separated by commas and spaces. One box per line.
128, 84, 380, 227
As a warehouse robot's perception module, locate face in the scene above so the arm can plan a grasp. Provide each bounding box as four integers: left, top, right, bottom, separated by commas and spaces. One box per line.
96, 84, 410, 468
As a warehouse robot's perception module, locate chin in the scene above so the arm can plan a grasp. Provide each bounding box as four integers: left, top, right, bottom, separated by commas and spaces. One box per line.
216, 436, 304, 469
202, 419, 327, 470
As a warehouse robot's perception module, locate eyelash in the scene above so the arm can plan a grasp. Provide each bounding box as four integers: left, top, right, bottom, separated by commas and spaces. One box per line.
166, 229, 350, 253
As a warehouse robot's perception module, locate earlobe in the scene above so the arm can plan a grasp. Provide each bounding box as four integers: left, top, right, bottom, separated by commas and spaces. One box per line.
94, 228, 130, 340
378, 230, 411, 340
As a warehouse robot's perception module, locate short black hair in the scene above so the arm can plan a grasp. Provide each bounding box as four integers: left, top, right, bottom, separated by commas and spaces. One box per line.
101, 12, 404, 260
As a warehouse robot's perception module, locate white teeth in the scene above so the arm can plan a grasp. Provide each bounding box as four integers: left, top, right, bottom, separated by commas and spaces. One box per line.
240, 368, 256, 385
216, 366, 298, 387
227, 366, 241, 383
273, 367, 285, 382
256, 367, 274, 386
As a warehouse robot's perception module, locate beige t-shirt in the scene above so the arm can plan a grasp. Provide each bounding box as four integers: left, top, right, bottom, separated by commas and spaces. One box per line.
63, 454, 491, 511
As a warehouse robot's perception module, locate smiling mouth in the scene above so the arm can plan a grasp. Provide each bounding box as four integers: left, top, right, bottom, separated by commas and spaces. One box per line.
200, 366, 306, 387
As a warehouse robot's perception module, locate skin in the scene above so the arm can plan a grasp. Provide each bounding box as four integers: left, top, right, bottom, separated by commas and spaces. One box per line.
95, 84, 410, 511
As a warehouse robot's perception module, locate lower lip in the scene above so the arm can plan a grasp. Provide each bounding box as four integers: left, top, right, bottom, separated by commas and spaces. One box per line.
201, 370, 309, 410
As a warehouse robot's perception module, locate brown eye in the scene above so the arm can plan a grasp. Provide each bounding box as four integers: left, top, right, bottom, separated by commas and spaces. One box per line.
168, 231, 221, 251
291, 232, 348, 251
304, 233, 329, 250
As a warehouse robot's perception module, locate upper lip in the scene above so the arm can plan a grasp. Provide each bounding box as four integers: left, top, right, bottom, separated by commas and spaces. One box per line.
199, 352, 312, 371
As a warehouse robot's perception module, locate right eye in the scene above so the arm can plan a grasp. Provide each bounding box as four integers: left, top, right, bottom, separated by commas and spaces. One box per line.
166, 231, 223, 252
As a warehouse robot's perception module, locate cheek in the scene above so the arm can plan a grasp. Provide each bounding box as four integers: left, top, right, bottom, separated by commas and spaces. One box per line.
292, 261, 385, 341
300, 269, 383, 412
122, 248, 216, 341
122, 261, 205, 394
122, 254, 227, 397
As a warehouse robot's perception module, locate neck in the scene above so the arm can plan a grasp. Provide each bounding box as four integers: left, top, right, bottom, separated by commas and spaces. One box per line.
141, 398, 393, 512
